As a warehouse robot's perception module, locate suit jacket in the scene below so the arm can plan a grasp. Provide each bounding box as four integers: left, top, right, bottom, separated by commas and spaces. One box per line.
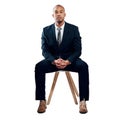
41, 22, 82, 63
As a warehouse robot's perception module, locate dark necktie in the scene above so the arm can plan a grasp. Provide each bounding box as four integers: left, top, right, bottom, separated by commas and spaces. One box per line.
57, 28, 62, 45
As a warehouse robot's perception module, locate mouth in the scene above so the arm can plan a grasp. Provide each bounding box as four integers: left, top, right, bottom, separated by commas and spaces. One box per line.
56, 17, 62, 21
56, 16, 62, 19
55, 16, 63, 24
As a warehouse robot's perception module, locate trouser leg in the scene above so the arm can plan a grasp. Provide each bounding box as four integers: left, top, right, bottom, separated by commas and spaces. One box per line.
65, 58, 89, 101
78, 63, 89, 101
35, 70, 46, 100
35, 59, 57, 100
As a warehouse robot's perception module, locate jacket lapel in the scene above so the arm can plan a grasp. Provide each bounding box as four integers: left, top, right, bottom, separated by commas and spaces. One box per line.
51, 24, 58, 46
51, 24, 56, 40
60, 23, 69, 46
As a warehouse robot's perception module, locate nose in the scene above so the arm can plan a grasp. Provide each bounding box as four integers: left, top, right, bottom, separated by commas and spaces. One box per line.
57, 13, 60, 16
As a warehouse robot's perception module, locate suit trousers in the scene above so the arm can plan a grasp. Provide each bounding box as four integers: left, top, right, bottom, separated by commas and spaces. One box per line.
35, 58, 89, 101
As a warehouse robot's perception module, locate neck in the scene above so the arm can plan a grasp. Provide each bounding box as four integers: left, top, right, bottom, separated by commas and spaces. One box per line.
55, 21, 65, 27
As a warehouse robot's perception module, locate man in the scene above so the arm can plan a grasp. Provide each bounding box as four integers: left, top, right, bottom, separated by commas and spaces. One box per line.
35, 4, 89, 114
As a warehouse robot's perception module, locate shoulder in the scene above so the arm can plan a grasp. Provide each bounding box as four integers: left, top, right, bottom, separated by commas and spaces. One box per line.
65, 22, 79, 29
43, 23, 54, 31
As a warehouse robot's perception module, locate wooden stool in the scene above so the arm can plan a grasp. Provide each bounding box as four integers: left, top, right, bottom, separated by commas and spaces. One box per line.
47, 71, 79, 105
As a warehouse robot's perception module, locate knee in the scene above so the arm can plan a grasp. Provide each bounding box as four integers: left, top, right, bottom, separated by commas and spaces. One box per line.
83, 62, 89, 69
78, 61, 89, 70
35, 60, 51, 72
82, 62, 89, 71
35, 62, 42, 72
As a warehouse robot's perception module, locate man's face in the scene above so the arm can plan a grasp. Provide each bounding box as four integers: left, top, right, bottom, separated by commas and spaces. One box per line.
52, 6, 66, 24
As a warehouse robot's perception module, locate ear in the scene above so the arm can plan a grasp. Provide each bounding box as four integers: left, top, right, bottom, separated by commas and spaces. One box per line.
52, 14, 54, 18
64, 13, 66, 17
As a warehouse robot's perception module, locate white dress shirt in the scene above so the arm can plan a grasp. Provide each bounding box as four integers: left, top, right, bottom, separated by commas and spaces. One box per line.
55, 23, 65, 42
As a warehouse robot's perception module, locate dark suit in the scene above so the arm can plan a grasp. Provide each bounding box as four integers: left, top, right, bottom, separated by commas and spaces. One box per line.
35, 22, 89, 101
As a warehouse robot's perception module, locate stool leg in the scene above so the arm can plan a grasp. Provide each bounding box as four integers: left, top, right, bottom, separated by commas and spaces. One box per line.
47, 72, 59, 105
65, 71, 78, 104
66, 72, 79, 96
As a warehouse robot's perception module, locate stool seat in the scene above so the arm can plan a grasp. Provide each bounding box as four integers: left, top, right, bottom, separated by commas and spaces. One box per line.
47, 71, 79, 105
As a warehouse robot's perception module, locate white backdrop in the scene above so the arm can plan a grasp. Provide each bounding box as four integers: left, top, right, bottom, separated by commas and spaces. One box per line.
0, 0, 120, 119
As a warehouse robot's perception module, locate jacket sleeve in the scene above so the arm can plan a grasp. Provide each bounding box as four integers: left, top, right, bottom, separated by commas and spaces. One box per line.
67, 26, 82, 63
41, 28, 55, 62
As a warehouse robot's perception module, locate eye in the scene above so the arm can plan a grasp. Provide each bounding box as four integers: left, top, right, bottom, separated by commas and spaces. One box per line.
55, 10, 58, 14
60, 10, 63, 13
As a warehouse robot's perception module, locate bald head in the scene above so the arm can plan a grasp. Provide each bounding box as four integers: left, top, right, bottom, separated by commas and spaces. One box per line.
53, 4, 65, 12
52, 4, 66, 26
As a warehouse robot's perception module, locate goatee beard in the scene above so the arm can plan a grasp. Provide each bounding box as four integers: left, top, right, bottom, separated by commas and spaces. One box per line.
57, 20, 63, 25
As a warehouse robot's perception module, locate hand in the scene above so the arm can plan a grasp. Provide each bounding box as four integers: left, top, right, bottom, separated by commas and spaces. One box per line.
52, 58, 71, 69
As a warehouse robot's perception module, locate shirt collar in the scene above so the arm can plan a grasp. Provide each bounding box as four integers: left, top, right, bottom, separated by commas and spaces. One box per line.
55, 22, 65, 30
